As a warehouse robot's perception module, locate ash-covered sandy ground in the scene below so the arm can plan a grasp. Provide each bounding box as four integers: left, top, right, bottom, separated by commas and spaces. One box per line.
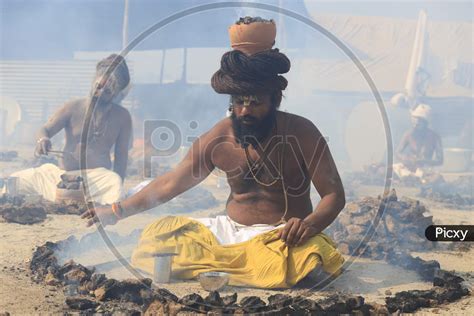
0, 153, 472, 315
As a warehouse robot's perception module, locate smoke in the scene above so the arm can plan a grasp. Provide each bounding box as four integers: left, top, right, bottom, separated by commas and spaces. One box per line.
55, 228, 143, 280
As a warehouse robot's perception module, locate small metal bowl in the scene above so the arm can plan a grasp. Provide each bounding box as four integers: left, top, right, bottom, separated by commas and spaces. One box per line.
198, 272, 230, 291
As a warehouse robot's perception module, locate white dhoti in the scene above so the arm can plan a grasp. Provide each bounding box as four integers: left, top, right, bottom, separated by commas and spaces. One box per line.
9, 163, 122, 204
393, 162, 424, 179
193, 215, 284, 245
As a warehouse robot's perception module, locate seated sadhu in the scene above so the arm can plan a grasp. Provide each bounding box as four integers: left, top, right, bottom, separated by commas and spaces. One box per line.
393, 103, 443, 180
82, 17, 345, 288
10, 55, 132, 205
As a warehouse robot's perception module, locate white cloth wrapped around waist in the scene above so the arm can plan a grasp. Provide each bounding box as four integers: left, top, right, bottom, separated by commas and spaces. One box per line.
9, 163, 122, 204
192, 215, 285, 245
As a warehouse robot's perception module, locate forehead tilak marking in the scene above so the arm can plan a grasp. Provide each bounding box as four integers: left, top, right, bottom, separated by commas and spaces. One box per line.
240, 95, 260, 107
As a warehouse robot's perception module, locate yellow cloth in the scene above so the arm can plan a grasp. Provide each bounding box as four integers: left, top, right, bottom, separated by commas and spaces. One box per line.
131, 216, 344, 289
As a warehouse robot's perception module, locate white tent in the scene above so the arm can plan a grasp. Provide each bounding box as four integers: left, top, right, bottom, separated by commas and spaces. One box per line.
290, 13, 472, 98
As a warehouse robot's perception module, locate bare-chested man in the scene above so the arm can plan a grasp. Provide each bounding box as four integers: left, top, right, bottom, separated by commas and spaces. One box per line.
394, 103, 443, 179
83, 18, 345, 286
12, 54, 132, 204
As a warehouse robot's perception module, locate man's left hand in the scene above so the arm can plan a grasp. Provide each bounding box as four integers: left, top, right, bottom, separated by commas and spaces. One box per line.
278, 217, 320, 247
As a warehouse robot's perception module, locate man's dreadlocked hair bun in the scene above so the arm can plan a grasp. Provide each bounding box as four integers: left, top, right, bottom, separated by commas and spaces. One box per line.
211, 48, 290, 95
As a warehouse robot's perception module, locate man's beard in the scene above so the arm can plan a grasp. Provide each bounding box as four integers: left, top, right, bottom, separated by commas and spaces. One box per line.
91, 89, 118, 107
231, 107, 277, 148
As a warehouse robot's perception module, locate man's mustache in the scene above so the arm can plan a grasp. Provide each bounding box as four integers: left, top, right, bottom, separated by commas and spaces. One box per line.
239, 116, 258, 123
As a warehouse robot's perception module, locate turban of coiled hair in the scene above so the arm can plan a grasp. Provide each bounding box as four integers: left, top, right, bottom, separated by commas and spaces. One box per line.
96, 54, 130, 91
211, 49, 290, 95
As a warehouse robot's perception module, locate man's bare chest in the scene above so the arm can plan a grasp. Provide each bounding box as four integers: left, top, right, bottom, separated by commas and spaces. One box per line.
407, 134, 435, 156
67, 110, 120, 145
213, 140, 309, 194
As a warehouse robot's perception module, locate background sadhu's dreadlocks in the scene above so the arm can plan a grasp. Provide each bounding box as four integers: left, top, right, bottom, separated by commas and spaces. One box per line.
96, 54, 130, 91
211, 49, 291, 106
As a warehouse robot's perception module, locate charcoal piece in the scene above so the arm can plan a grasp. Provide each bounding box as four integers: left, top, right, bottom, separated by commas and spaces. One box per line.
386, 290, 433, 313
267, 294, 293, 309
386, 252, 440, 281
57, 181, 67, 189
433, 285, 469, 303
204, 291, 223, 307
155, 287, 178, 302
222, 303, 241, 314
239, 296, 266, 313
206, 308, 225, 315
58, 260, 94, 276
167, 301, 185, 315
65, 297, 98, 310
1, 205, 47, 224
179, 293, 204, 310
345, 296, 365, 310
265, 306, 297, 315
89, 273, 107, 290
0, 194, 25, 206
63, 267, 92, 284
433, 270, 465, 287
44, 271, 61, 286
60, 174, 83, 183
30, 241, 60, 280
369, 303, 389, 315
65, 182, 80, 190
317, 295, 350, 314
94, 278, 152, 304
290, 297, 322, 312
45, 200, 88, 215
144, 299, 165, 315
326, 192, 436, 257
352, 304, 373, 316
221, 293, 237, 306
143, 299, 181, 316
103, 304, 142, 316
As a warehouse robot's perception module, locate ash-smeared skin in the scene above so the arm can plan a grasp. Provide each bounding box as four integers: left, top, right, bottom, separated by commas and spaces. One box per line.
85, 93, 345, 247
396, 117, 443, 170
35, 75, 132, 181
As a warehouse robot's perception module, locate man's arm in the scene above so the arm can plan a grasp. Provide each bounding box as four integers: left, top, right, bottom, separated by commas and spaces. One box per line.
121, 129, 216, 215
280, 118, 345, 246
35, 101, 73, 155
396, 132, 412, 162
82, 126, 218, 226
113, 110, 132, 180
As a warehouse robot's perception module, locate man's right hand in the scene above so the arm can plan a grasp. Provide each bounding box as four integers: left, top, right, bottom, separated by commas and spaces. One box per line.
81, 205, 119, 227
35, 137, 52, 156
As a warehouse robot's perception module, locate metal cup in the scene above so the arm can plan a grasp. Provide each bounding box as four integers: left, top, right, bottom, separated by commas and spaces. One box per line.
6, 177, 18, 196
153, 253, 176, 284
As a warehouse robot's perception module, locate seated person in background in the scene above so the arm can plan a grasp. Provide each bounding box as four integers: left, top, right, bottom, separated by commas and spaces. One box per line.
82, 18, 345, 289
394, 103, 443, 180
11, 54, 132, 205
